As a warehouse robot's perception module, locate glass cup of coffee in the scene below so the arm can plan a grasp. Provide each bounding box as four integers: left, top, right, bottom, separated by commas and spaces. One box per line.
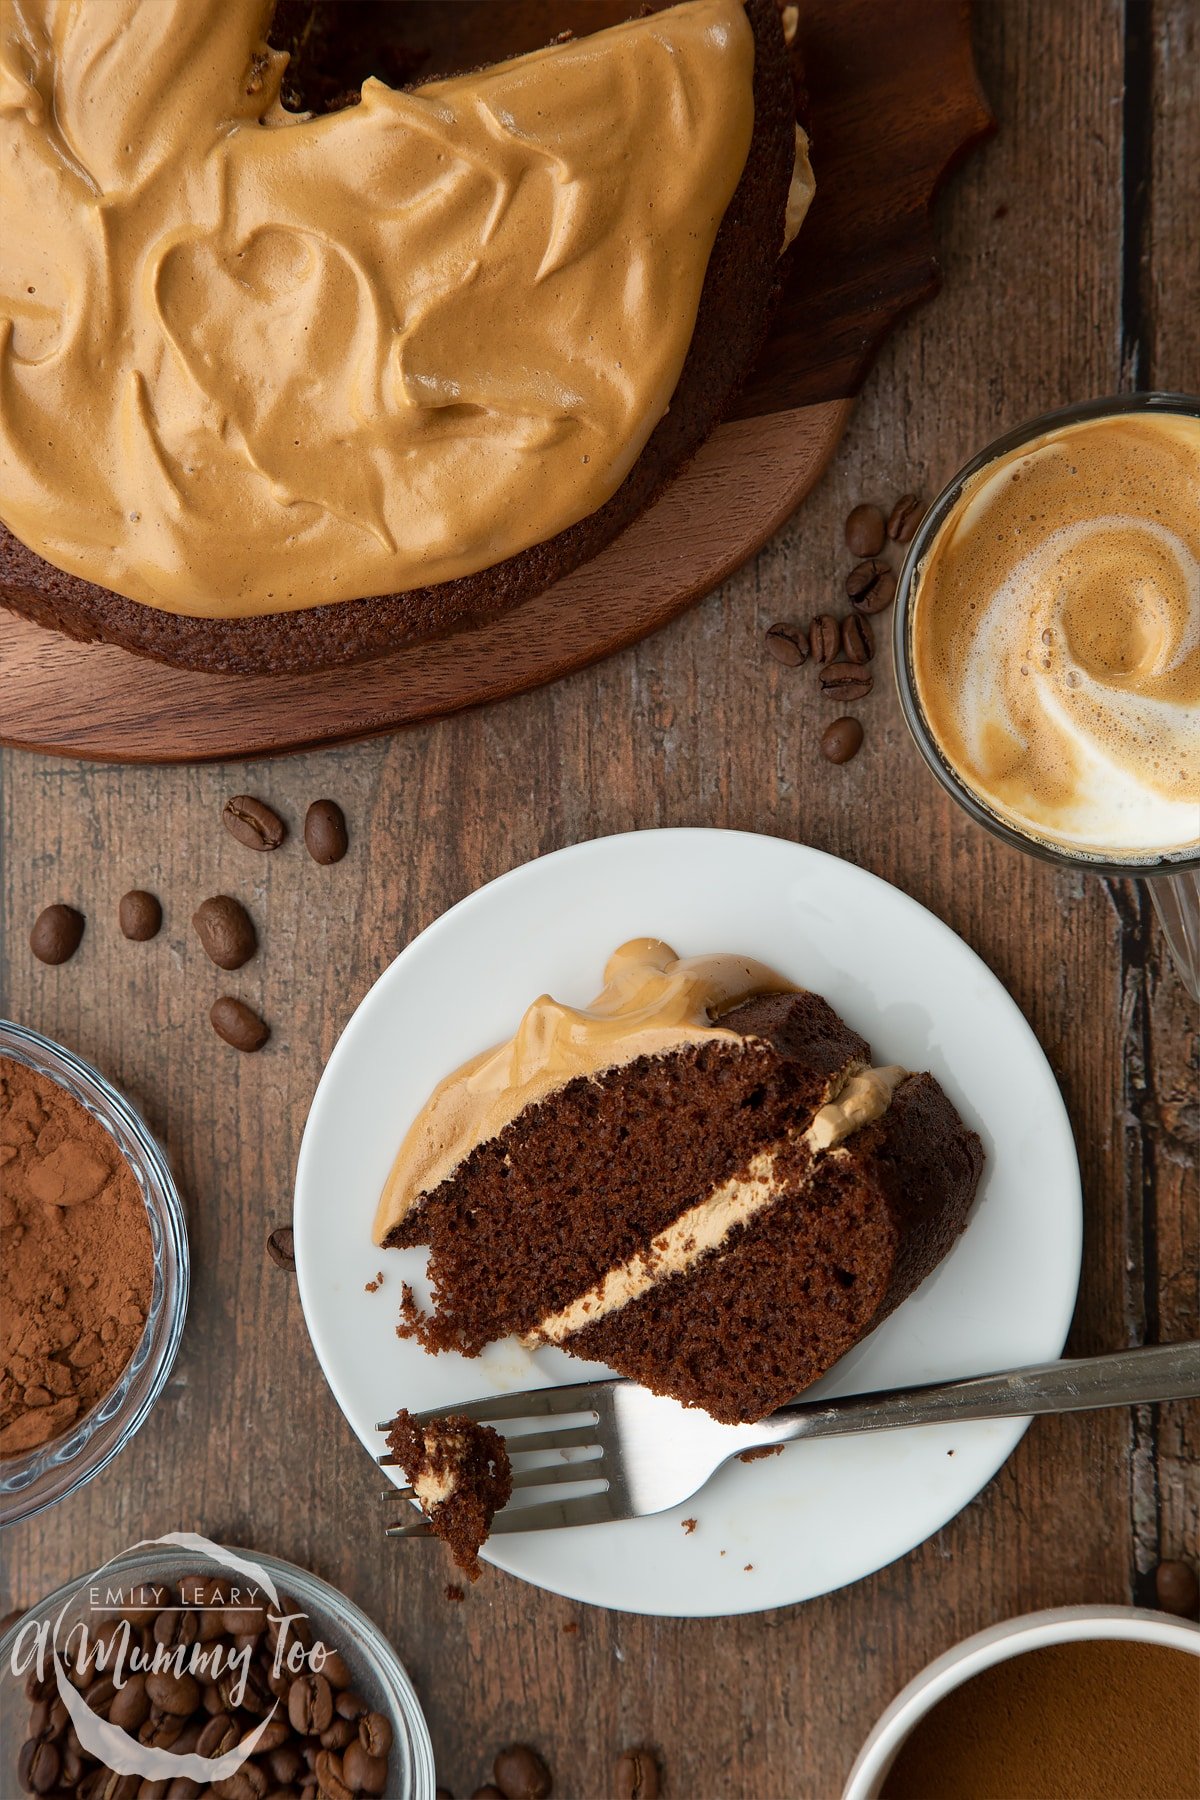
894, 393, 1200, 998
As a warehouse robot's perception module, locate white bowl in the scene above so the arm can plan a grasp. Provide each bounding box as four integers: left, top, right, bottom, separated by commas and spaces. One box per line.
843, 1604, 1200, 1799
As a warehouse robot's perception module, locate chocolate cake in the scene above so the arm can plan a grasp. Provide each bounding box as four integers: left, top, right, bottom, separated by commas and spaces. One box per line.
384, 1410, 513, 1580
375, 941, 984, 1425
0, 0, 808, 675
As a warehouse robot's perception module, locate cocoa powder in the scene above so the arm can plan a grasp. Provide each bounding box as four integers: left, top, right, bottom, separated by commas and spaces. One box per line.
0, 1056, 153, 1458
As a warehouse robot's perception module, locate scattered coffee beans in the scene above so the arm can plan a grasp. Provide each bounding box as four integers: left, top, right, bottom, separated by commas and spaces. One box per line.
841, 615, 874, 664
845, 559, 897, 614
764, 621, 808, 667
820, 662, 873, 701
1154, 1558, 1199, 1618
844, 503, 886, 557
614, 1747, 661, 1799
493, 1743, 553, 1799
16, 1577, 394, 1800
118, 890, 162, 942
210, 996, 270, 1053
29, 903, 85, 965
820, 717, 864, 764
223, 793, 286, 853
192, 895, 257, 971
887, 492, 924, 543
473, 1788, 505, 1800
305, 799, 349, 866
808, 614, 840, 664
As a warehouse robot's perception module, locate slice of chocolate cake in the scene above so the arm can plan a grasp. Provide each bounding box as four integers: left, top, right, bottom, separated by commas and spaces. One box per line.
385, 1410, 512, 1580
376, 942, 984, 1423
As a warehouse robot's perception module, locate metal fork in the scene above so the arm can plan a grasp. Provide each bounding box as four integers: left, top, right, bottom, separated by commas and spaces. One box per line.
377, 1341, 1200, 1537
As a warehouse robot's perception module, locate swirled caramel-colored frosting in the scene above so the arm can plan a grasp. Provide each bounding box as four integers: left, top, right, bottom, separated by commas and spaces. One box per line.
372, 937, 794, 1245
0, 0, 769, 618
911, 412, 1200, 859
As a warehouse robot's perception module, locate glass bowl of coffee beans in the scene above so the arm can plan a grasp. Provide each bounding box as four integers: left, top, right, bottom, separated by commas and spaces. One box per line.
0, 1021, 190, 1527
0, 1541, 436, 1798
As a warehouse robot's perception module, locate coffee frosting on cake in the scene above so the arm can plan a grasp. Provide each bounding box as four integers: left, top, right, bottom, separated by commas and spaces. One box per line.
911, 411, 1200, 858
373, 937, 794, 1244
0, 0, 778, 618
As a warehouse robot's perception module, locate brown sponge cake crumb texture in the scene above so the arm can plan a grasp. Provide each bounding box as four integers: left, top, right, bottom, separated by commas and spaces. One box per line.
394, 991, 983, 1426
0, 0, 797, 674
385, 1409, 513, 1580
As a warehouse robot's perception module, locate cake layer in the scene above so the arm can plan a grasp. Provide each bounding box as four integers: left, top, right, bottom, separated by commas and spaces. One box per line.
396, 990, 870, 1357
385, 1411, 512, 1580
563, 1072, 983, 1421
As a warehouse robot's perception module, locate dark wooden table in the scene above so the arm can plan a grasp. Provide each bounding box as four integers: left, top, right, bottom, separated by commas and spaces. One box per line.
2, 4, 1197, 1795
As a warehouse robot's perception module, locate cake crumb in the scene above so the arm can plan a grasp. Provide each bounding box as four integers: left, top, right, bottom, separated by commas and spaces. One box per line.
445, 1583, 464, 1603
364, 1270, 384, 1294
719, 1550, 726, 1557
562, 1621, 579, 1635
744, 1563, 754, 1572
681, 1518, 697, 1534
738, 1445, 784, 1464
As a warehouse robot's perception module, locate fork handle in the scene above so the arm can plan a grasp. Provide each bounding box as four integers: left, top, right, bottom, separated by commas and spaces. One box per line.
761, 1342, 1200, 1442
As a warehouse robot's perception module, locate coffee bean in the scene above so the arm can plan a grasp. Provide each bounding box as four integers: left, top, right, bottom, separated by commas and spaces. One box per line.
435, 1790, 455, 1800
320, 1718, 355, 1752
342, 1740, 387, 1796
266, 1226, 295, 1270
223, 795, 286, 853
764, 622, 808, 667
317, 1651, 351, 1691
119, 890, 162, 942
139, 1712, 184, 1748
845, 560, 897, 614
155, 1608, 200, 1650
840, 615, 874, 664
246, 1719, 290, 1756
197, 1712, 240, 1758
492, 1744, 552, 1800
30, 904, 85, 965
472, 1789, 504, 1800
808, 614, 840, 663
887, 492, 924, 543
313, 1751, 353, 1800
304, 800, 348, 866
844, 503, 885, 557
1154, 1559, 1199, 1618
614, 1747, 661, 1800
146, 1670, 199, 1717
121, 1584, 168, 1627
820, 663, 873, 702
267, 1746, 305, 1786
289, 1673, 334, 1737
212, 1768, 268, 1800
222, 1603, 266, 1637
211, 997, 270, 1053
192, 895, 257, 971
165, 1778, 203, 1800
83, 1675, 117, 1717
105, 1671, 149, 1732
335, 1691, 367, 1722
357, 1715, 392, 1760
26, 1737, 62, 1794
821, 716, 864, 764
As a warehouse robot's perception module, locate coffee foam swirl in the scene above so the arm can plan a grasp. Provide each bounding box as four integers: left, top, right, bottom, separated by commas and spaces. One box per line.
911, 412, 1200, 859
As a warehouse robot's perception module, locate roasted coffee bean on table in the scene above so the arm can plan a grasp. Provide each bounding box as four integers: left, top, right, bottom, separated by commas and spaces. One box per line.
840, 614, 874, 664
305, 798, 349, 865
222, 792, 287, 852
845, 559, 898, 613
118, 889, 162, 942
29, 902, 85, 965
210, 995, 270, 1053
887, 491, 925, 542
764, 621, 808, 666
614, 1746, 662, 1799
192, 894, 257, 970
820, 662, 874, 702
844, 502, 886, 557
820, 717, 865, 764
808, 613, 841, 664
1154, 1558, 1199, 1618
493, 1742, 553, 1799
15, 1577, 393, 1800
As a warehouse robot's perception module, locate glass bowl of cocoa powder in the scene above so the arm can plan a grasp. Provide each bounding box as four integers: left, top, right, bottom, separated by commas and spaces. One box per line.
0, 1021, 189, 1526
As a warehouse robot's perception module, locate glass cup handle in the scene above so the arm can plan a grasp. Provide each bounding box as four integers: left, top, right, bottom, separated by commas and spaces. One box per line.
1144, 869, 1200, 1002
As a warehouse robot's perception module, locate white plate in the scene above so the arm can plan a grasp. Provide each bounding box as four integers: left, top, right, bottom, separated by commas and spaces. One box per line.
294, 829, 1081, 1618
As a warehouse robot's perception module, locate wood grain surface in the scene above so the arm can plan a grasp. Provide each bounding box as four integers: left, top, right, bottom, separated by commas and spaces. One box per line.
1, 3, 1197, 1798
0, 0, 992, 763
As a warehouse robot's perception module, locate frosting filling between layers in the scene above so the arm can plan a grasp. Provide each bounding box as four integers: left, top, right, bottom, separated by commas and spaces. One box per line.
0, 0, 779, 618
524, 1062, 906, 1345
374, 937, 796, 1244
